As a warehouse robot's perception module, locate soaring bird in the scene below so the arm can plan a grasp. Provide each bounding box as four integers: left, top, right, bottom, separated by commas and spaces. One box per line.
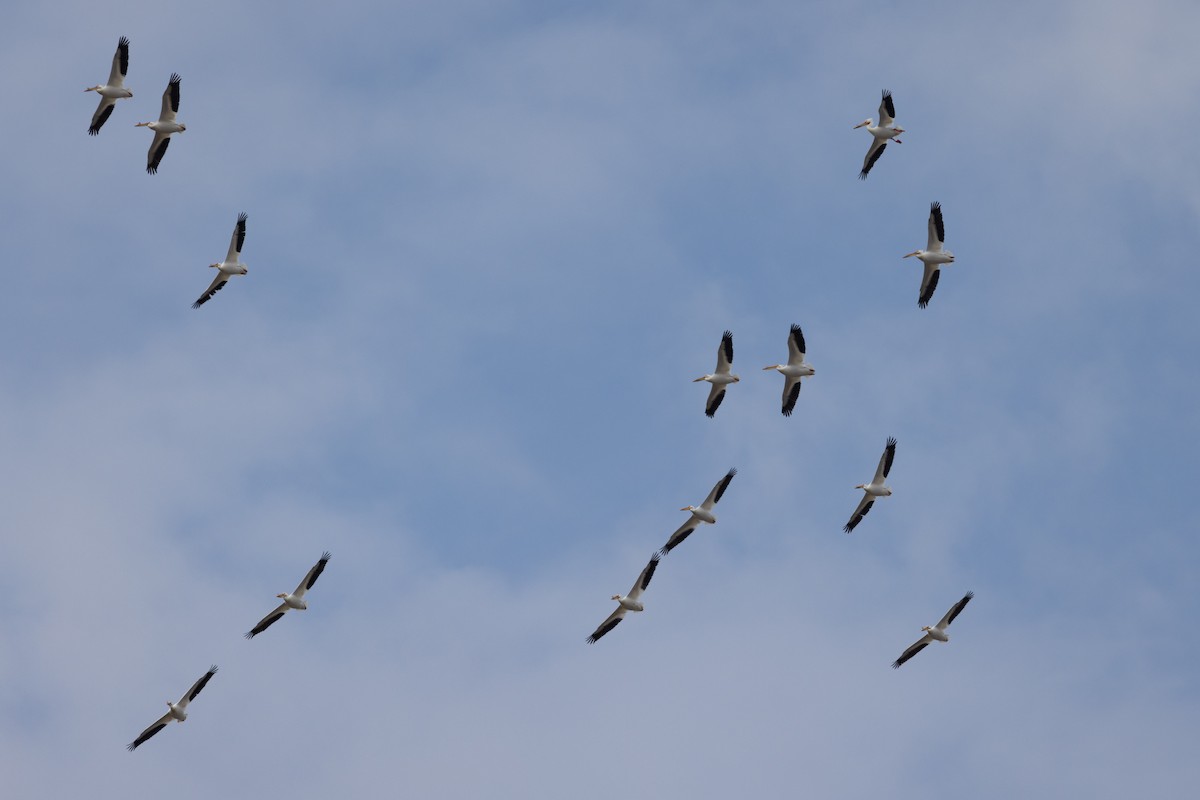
85, 37, 132, 135
694, 330, 739, 417
892, 592, 974, 668
127, 665, 218, 751
658, 468, 736, 556
136, 73, 185, 174
853, 90, 904, 179
245, 552, 331, 639
193, 213, 249, 308
843, 437, 896, 533
762, 324, 815, 416
904, 202, 956, 308
586, 554, 660, 644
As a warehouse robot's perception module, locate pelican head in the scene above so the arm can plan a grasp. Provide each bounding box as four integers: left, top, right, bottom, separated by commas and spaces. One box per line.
732, 375, 741, 382
84, 85, 101, 93
853, 119, 872, 129
680, 505, 697, 512
134, 121, 150, 127
611, 594, 621, 601
921, 625, 932, 632
209, 262, 220, 269
276, 592, 288, 599
855, 484, 866, 490
692, 375, 709, 383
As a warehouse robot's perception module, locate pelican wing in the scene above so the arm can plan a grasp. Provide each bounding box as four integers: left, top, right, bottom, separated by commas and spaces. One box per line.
127, 711, 172, 751
159, 73, 180, 122
658, 519, 697, 557
586, 607, 625, 644
626, 554, 660, 602
892, 634, 932, 669
713, 329, 734, 374
918, 264, 940, 309
859, 139, 886, 180
936, 591, 974, 630
293, 551, 331, 597
179, 665, 218, 706
873, 437, 897, 482
704, 385, 726, 418
786, 324, 806, 363
146, 132, 170, 174
225, 213, 247, 264
781, 376, 802, 417
878, 90, 896, 127
702, 468, 737, 509
245, 603, 289, 639
192, 272, 228, 308
927, 202, 945, 251
88, 97, 117, 136
109, 36, 130, 86
843, 493, 874, 533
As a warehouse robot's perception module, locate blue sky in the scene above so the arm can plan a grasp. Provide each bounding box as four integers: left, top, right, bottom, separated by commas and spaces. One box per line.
1, 0, 1198, 796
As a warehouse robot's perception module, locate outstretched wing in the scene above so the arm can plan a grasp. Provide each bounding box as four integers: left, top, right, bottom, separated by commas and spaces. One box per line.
160, 73, 181, 121
781, 376, 802, 417
109, 37, 130, 86
127, 712, 172, 751
843, 493, 874, 534
146, 132, 170, 174
918, 264, 940, 309
245, 603, 289, 639
88, 97, 117, 136
225, 213, 248, 263
586, 608, 625, 644
859, 139, 886, 180
704, 384, 726, 418
927, 202, 945, 251
891, 635, 931, 669
937, 591, 974, 630
192, 272, 228, 308
878, 90, 896, 127
874, 437, 897, 482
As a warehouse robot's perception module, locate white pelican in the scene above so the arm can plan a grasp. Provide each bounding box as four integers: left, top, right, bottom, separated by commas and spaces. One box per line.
762, 324, 815, 416
892, 592, 974, 669
127, 665, 218, 751
658, 468, 736, 556
586, 554, 660, 644
193, 213, 248, 308
85, 37, 131, 135
694, 330, 739, 417
853, 90, 904, 179
137, 73, 185, 174
245, 552, 330, 639
904, 202, 955, 308
843, 437, 896, 533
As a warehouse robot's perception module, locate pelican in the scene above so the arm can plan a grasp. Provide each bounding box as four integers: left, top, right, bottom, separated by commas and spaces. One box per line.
136, 73, 185, 174
193, 213, 249, 308
85, 37, 132, 135
853, 90, 904, 179
904, 202, 955, 308
586, 554, 660, 644
843, 437, 896, 533
127, 665, 218, 751
658, 468, 736, 556
762, 324, 815, 416
245, 552, 330, 639
892, 592, 974, 668
694, 330, 739, 417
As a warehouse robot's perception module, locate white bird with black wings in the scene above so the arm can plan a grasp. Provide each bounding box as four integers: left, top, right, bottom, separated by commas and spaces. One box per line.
127, 665, 218, 751
193, 213, 249, 308
587, 554, 660, 644
762, 324, 815, 416
85, 37, 132, 135
136, 73, 185, 174
245, 552, 331, 639
853, 90, 904, 179
658, 468, 736, 556
693, 330, 739, 418
843, 437, 896, 533
892, 592, 974, 668
904, 202, 956, 308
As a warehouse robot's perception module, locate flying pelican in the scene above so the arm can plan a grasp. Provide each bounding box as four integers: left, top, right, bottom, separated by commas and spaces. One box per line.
245, 552, 330, 639
127, 665, 218, 751
892, 592, 974, 669
658, 468, 736, 556
762, 324, 815, 416
904, 202, 955, 308
844, 437, 896, 533
586, 554, 660, 644
694, 330, 739, 417
136, 73, 185, 174
193, 213, 249, 308
853, 90, 904, 179
85, 37, 132, 135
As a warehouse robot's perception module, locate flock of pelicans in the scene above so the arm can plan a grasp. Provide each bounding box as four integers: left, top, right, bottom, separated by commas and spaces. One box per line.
87, 37, 972, 751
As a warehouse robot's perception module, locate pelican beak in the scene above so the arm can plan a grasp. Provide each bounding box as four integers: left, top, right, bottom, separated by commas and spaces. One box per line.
692, 377, 706, 382
903, 251, 920, 258
762, 365, 777, 370
853, 121, 867, 129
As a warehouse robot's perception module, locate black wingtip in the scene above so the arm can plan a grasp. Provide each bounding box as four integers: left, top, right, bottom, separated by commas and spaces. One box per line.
237, 212, 248, 223
320, 551, 332, 562
727, 467, 737, 478
244, 631, 255, 640
119, 36, 130, 46
886, 437, 897, 448
891, 661, 902, 669
169, 72, 181, 84
126, 742, 137, 752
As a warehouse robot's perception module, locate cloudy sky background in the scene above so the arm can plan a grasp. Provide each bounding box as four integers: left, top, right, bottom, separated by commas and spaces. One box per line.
1, 0, 1198, 795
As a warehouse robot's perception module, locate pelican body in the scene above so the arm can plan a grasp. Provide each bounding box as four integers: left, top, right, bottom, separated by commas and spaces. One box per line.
658, 468, 737, 556
904, 202, 955, 308
587, 554, 660, 643
127, 666, 218, 751
854, 90, 904, 179
763, 323, 815, 416
694, 330, 740, 417
245, 552, 330, 639
136, 73, 185, 174
844, 437, 896, 533
86, 37, 132, 135
891, 592, 974, 669
193, 213, 249, 308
